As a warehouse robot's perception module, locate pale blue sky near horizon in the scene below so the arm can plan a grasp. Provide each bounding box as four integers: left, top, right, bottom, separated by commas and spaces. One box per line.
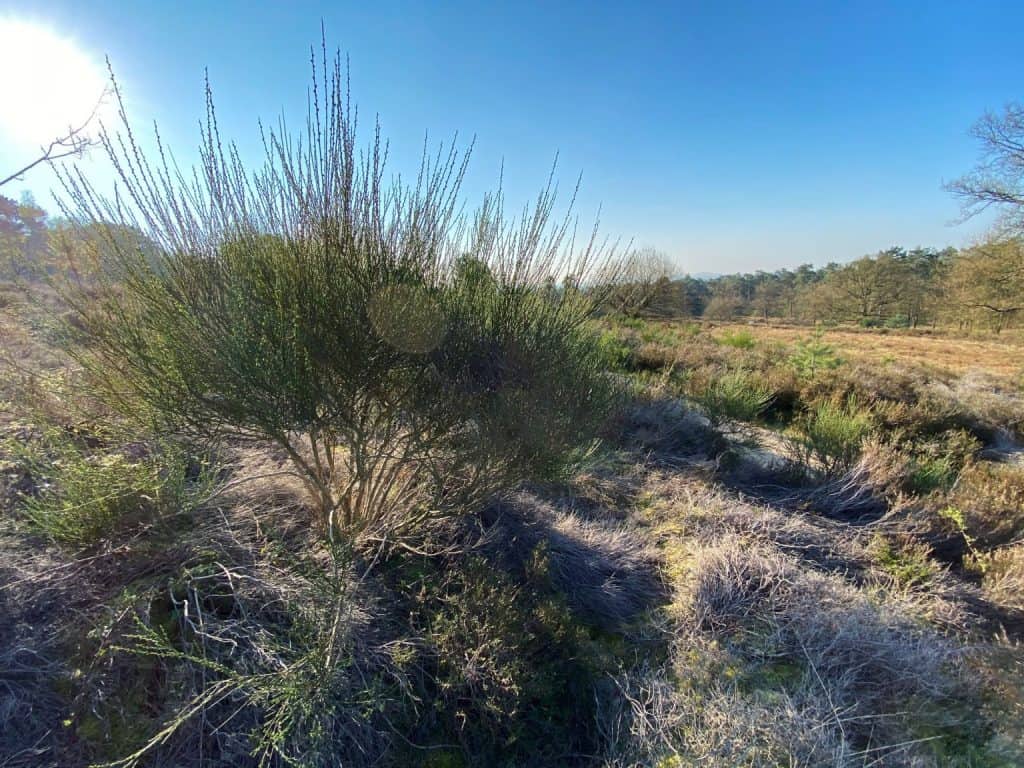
0, 1, 1021, 274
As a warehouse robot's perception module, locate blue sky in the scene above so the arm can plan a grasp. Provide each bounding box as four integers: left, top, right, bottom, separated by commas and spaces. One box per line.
1, 1, 1021, 273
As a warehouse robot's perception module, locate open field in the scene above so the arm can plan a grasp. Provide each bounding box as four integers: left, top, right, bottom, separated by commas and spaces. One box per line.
706, 322, 1024, 379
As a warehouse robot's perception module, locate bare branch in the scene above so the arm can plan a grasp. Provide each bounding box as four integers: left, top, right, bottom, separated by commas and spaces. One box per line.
0, 87, 110, 188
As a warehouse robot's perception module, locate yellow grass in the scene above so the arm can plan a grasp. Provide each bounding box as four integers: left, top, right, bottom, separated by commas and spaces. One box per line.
711, 322, 1024, 378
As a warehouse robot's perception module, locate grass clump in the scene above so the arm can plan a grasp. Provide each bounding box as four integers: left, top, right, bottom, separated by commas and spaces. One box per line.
717, 328, 756, 349
601, 537, 979, 767
596, 329, 635, 372
70, 541, 397, 768
792, 397, 874, 474
691, 370, 774, 426
869, 532, 936, 588
7, 428, 203, 548
902, 429, 979, 495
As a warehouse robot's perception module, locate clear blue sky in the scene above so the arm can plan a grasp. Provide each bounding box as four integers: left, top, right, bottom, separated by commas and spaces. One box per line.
1, 0, 1021, 274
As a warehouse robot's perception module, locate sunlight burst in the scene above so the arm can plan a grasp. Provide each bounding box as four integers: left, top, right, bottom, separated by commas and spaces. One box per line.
0, 18, 108, 149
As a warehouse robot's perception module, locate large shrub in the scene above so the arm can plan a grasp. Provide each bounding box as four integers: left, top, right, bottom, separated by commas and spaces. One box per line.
55, 54, 623, 543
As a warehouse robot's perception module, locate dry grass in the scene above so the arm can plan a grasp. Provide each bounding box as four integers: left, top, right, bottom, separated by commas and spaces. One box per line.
597, 529, 978, 767
711, 322, 1024, 379
946, 461, 1024, 548
4, 288, 1024, 766
476, 490, 668, 630
972, 544, 1024, 613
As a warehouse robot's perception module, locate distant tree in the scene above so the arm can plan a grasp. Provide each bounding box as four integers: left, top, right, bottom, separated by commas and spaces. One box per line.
893, 246, 953, 327
946, 239, 1024, 332
799, 279, 842, 324
825, 252, 904, 323
0, 193, 48, 277
605, 247, 676, 317
751, 278, 783, 321
702, 290, 743, 321
948, 103, 1024, 236
646, 274, 708, 318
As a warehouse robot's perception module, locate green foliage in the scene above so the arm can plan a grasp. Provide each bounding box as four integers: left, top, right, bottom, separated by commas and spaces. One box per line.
938, 506, 985, 567
75, 547, 390, 768
903, 430, 979, 495
7, 428, 204, 548
870, 533, 935, 588
907, 456, 958, 495
788, 330, 841, 379
631, 320, 679, 347
692, 370, 775, 425
717, 328, 756, 349
678, 321, 703, 338
794, 397, 874, 474
616, 315, 648, 331
57, 57, 622, 543
596, 329, 634, 372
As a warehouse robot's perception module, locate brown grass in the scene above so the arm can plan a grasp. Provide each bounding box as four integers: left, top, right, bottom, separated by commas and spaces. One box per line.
711, 322, 1024, 378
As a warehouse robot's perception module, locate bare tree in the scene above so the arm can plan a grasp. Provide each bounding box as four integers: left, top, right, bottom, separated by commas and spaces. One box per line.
0, 89, 108, 188
947, 103, 1024, 235
945, 238, 1024, 332
605, 247, 676, 316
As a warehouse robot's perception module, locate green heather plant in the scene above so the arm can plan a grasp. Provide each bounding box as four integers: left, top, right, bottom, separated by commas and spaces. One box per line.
55, 52, 625, 544
8, 428, 203, 548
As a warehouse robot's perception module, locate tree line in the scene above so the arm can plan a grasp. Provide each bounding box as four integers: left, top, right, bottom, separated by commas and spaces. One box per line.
609, 100, 1024, 333
603, 241, 1024, 332
5, 193, 1023, 333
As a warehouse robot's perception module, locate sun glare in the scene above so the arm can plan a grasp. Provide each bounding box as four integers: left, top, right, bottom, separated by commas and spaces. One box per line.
0, 18, 108, 149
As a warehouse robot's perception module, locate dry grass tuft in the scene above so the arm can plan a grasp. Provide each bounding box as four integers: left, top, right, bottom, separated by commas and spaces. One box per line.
972, 543, 1024, 614
478, 491, 669, 629
610, 396, 717, 457
653, 536, 971, 764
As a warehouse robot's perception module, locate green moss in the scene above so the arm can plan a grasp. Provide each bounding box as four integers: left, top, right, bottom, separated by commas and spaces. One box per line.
740, 659, 804, 696
907, 698, 1002, 766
